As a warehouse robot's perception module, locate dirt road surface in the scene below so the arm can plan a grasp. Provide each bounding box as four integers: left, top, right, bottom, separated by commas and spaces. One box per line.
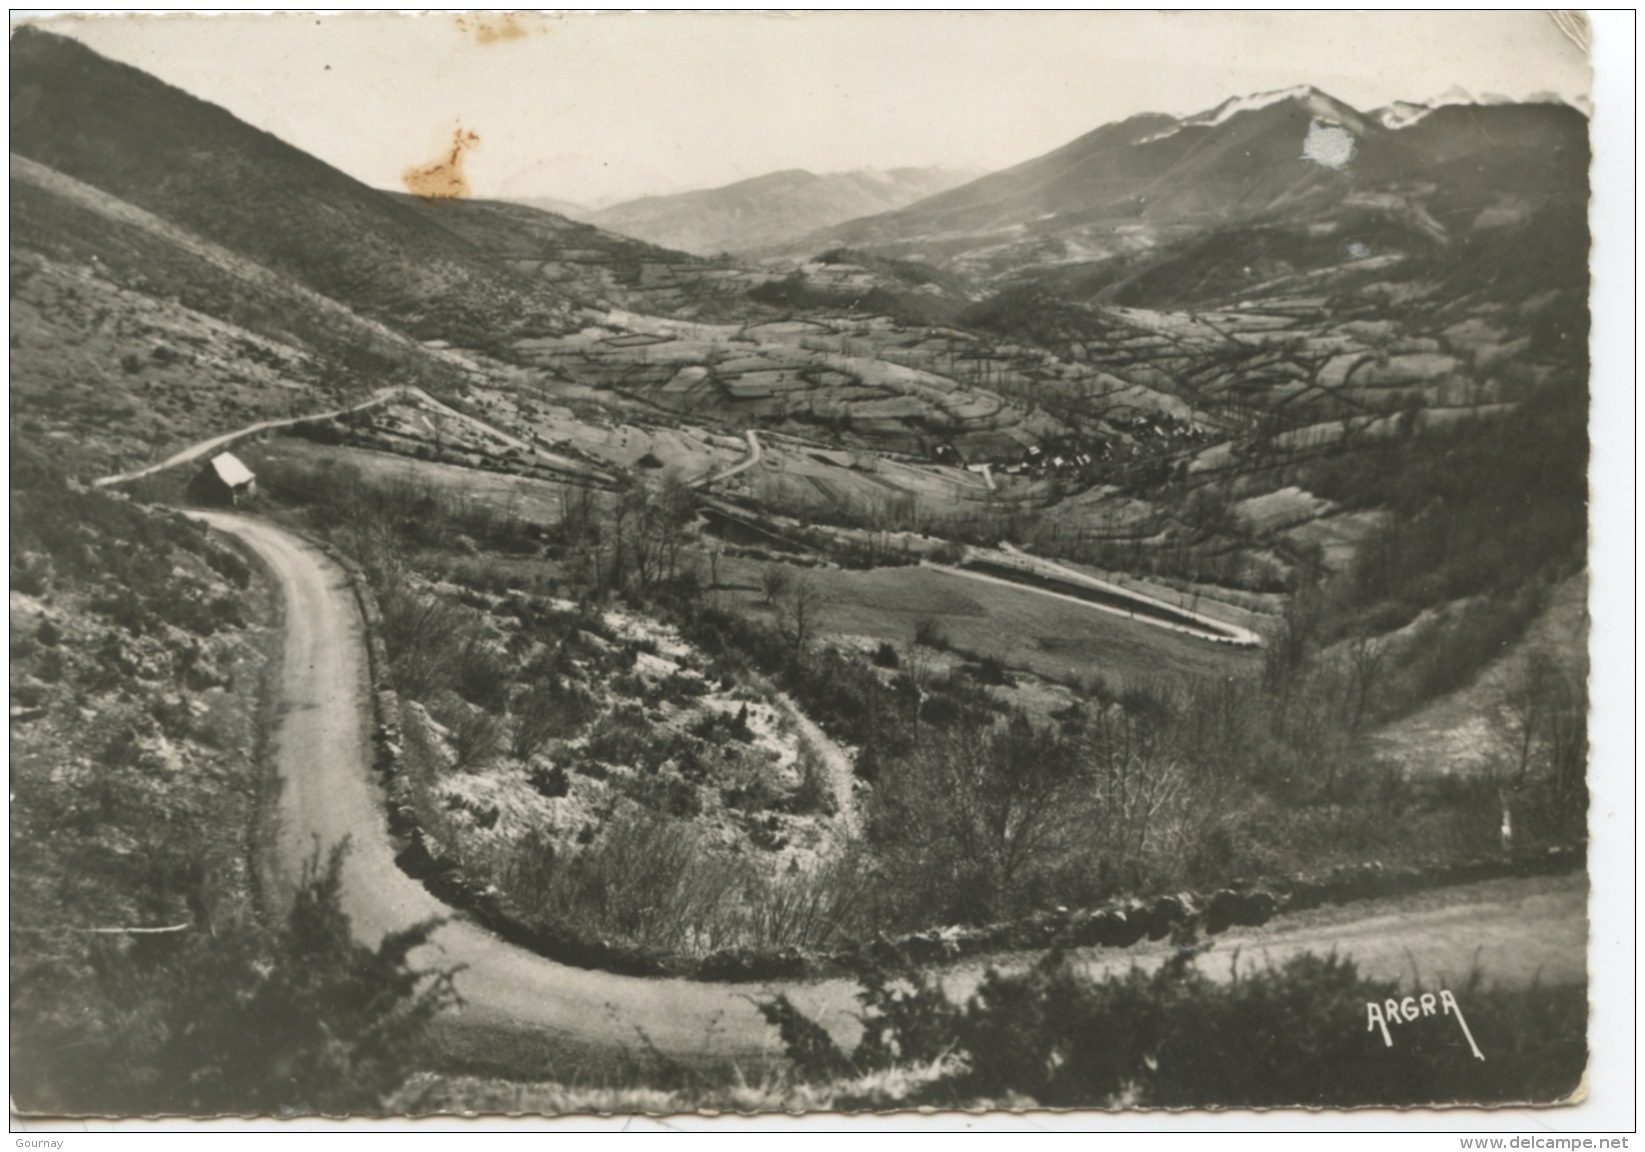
99, 385, 609, 490
197, 511, 1587, 1082
96, 389, 403, 488
699, 428, 761, 488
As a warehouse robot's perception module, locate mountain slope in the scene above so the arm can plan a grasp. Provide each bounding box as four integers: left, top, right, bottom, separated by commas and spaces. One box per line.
389, 193, 703, 302
510, 195, 595, 220
806, 112, 1184, 246
12, 154, 461, 378
783, 88, 1587, 284
580, 167, 981, 256
9, 26, 573, 347
10, 152, 488, 477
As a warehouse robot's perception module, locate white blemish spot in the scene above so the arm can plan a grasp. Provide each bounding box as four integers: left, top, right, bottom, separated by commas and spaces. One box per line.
1302, 119, 1356, 170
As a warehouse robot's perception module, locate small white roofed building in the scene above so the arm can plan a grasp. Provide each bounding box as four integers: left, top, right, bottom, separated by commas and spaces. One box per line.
187, 451, 257, 507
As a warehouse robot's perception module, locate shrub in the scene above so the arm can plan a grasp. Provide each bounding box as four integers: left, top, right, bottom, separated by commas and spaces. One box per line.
913, 615, 948, 651
972, 654, 1012, 686
528, 764, 570, 798
13, 843, 460, 1115
511, 677, 594, 760
35, 647, 66, 685
786, 745, 838, 817
12, 553, 50, 596
454, 635, 511, 714
288, 419, 346, 446
872, 642, 900, 669
377, 588, 470, 700
571, 757, 609, 781
626, 772, 702, 818
918, 694, 966, 728
930, 540, 967, 565
584, 704, 654, 768
656, 671, 710, 705
611, 671, 647, 699
205, 546, 253, 590
501, 808, 744, 953
438, 700, 503, 771
93, 587, 151, 634
723, 761, 785, 815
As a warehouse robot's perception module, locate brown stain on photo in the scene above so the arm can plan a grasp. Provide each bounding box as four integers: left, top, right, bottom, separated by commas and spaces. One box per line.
402, 125, 481, 200
452, 12, 549, 45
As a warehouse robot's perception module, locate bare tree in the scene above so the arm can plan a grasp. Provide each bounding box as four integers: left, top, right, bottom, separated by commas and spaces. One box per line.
559, 479, 604, 591
760, 564, 794, 607
654, 473, 697, 584
1493, 650, 1588, 842
869, 721, 1089, 921
778, 574, 823, 652
608, 488, 633, 592
1540, 670, 1588, 836
1343, 633, 1387, 731
1498, 650, 1558, 784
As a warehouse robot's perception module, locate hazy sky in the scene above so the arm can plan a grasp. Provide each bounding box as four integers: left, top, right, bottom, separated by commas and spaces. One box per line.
31, 10, 1591, 207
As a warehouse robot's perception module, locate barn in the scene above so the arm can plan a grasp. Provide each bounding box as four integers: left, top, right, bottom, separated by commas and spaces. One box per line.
186, 451, 257, 507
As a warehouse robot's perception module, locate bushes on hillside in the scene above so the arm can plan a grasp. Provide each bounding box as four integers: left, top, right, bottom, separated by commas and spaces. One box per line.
495, 808, 867, 956
376, 583, 510, 713
14, 844, 459, 1116
1308, 376, 1587, 649
511, 677, 595, 760
762, 949, 1587, 1108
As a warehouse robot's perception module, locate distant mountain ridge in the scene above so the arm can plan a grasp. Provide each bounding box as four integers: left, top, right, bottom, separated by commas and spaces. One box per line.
777, 85, 1589, 282
1371, 85, 1586, 130
511, 194, 595, 220
563, 166, 983, 256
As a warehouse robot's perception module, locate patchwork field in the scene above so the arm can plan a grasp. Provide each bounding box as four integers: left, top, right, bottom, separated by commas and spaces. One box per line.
715, 553, 1260, 691
240, 438, 577, 532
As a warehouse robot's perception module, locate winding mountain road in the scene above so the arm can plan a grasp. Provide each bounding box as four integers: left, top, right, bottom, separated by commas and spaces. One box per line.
97, 385, 611, 491
194, 510, 1587, 1082
96, 389, 405, 489
188, 511, 794, 1076
698, 428, 762, 488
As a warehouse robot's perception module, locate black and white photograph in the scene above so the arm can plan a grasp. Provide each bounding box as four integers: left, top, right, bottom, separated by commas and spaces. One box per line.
6, 9, 1624, 1124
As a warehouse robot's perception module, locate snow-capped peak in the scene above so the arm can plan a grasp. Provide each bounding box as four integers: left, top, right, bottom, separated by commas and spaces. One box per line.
1137, 85, 1368, 145
1375, 101, 1434, 130
1180, 85, 1319, 130
1373, 87, 1585, 129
